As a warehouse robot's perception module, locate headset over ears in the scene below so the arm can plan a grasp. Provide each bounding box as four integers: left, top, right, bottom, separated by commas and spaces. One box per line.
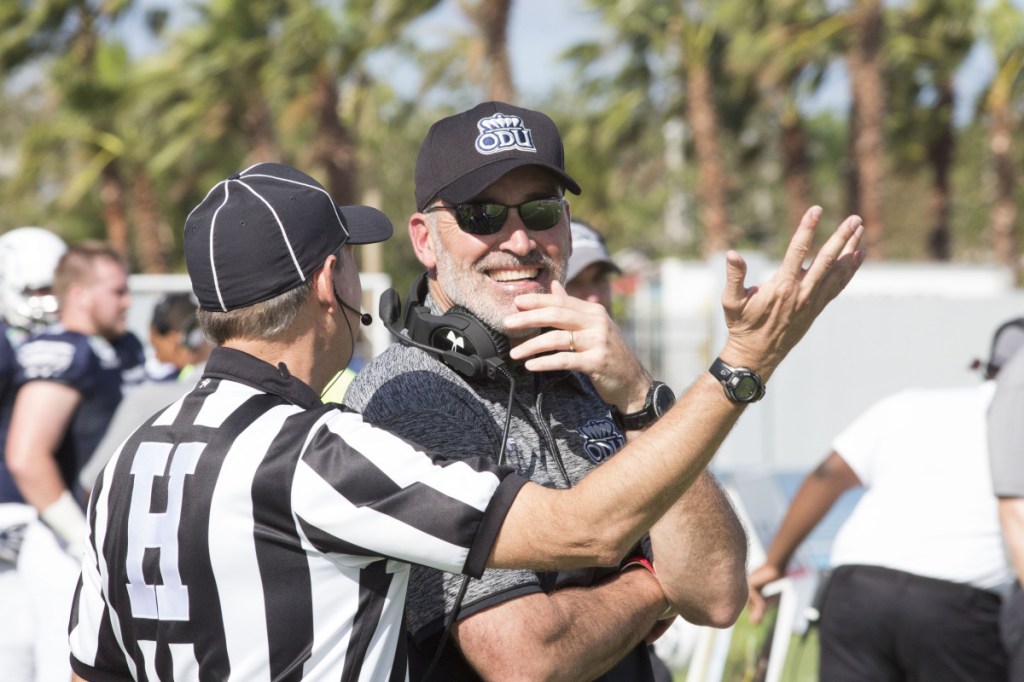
379, 272, 510, 381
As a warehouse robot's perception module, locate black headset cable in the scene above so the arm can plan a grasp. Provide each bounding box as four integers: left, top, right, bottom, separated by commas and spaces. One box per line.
421, 367, 516, 681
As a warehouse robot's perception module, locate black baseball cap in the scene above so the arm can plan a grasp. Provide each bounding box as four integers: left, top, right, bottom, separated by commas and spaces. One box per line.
184, 162, 392, 312
414, 101, 582, 211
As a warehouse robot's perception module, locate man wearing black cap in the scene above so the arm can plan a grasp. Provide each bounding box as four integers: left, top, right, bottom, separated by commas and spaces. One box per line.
345, 101, 866, 681
69, 162, 863, 681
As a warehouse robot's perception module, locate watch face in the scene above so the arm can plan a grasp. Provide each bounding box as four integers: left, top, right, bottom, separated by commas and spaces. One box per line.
652, 383, 677, 416
733, 375, 759, 401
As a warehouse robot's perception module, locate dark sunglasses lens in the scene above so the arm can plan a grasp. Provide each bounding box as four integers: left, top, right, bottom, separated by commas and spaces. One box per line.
455, 203, 508, 235
518, 199, 563, 231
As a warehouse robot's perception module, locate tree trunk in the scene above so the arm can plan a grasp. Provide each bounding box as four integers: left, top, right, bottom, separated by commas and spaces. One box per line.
846, 0, 886, 259
100, 164, 129, 257
686, 61, 731, 256
242, 96, 279, 165
990, 105, 1018, 278
845, 99, 860, 220
312, 70, 358, 206
926, 79, 954, 261
779, 106, 814, 232
475, 0, 515, 102
130, 172, 171, 273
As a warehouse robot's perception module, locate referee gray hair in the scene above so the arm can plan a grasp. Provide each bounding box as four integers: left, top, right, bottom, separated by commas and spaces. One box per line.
196, 245, 347, 345
196, 279, 313, 345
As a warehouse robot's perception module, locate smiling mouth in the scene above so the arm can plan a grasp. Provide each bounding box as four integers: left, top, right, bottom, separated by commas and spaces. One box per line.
489, 267, 540, 283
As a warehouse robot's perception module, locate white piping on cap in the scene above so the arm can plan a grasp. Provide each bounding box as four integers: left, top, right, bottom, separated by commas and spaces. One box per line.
241, 171, 350, 243
208, 182, 232, 312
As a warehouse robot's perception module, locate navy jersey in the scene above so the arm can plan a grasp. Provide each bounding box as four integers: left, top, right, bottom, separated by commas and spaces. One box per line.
0, 321, 30, 501
0, 321, 18, 398
0, 327, 145, 503
0, 321, 24, 413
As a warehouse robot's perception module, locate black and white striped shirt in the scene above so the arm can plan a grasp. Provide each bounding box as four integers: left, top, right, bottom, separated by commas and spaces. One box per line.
69, 347, 526, 681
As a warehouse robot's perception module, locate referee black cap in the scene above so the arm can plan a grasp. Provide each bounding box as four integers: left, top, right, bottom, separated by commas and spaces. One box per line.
415, 101, 581, 212
185, 162, 392, 312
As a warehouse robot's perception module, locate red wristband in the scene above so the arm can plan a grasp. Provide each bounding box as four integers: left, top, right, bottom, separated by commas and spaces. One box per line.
622, 556, 656, 575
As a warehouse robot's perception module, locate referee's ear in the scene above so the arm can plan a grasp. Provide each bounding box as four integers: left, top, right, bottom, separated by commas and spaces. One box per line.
313, 253, 339, 311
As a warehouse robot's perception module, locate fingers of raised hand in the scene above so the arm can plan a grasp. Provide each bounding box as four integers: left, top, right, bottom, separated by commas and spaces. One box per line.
803, 214, 864, 290
839, 219, 865, 259
779, 205, 823, 276
721, 250, 751, 310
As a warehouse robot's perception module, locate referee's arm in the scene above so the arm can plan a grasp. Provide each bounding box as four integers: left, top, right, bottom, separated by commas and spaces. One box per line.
490, 372, 747, 570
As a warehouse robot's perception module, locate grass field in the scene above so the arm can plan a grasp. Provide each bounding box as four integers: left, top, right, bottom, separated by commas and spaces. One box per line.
670, 621, 820, 682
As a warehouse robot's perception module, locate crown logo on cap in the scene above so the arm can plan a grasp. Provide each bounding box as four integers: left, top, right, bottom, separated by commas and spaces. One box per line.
475, 113, 536, 156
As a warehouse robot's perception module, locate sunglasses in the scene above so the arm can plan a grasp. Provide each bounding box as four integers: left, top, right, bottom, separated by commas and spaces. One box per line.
423, 198, 566, 235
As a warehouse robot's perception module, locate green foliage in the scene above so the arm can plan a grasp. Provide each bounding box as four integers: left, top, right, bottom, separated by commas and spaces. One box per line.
0, 0, 1021, 279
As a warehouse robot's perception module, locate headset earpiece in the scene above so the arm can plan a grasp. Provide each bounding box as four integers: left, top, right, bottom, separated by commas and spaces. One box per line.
442, 306, 510, 360
378, 273, 510, 381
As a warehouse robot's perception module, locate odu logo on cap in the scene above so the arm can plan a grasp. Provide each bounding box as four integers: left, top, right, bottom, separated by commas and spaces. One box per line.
475, 113, 536, 155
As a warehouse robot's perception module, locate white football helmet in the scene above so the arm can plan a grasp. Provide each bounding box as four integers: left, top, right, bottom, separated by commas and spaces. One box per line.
0, 227, 68, 331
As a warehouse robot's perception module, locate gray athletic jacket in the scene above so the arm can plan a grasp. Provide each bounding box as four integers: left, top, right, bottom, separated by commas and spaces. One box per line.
344, 307, 656, 681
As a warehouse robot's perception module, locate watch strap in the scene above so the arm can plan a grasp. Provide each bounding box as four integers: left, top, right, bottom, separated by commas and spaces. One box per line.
615, 380, 676, 431
709, 357, 734, 384
709, 357, 766, 403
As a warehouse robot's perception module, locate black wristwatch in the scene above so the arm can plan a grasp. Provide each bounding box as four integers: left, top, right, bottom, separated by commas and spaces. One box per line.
615, 381, 676, 431
709, 357, 766, 403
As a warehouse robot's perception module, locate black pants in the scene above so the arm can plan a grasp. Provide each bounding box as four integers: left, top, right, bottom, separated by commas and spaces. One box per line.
818, 564, 1006, 682
1002, 582, 1024, 682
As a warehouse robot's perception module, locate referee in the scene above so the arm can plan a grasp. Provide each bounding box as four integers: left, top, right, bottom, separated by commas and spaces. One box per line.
69, 162, 862, 681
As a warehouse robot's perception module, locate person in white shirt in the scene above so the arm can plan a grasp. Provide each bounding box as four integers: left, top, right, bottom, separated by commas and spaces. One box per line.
747, 320, 1022, 681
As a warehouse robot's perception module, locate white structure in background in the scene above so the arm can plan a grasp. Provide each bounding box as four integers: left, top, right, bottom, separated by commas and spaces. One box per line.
622, 255, 1024, 474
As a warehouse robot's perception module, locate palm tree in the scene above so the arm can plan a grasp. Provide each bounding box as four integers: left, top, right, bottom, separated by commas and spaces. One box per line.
887, 0, 975, 260
459, 0, 515, 102
845, 0, 887, 259
270, 0, 441, 204
562, 0, 732, 257
722, 0, 843, 235
677, 9, 732, 255
979, 0, 1024, 279
122, 0, 440, 273
0, 0, 134, 248
6, 0, 182, 271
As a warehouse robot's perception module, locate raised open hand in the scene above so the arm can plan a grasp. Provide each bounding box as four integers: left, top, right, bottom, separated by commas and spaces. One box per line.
719, 206, 865, 378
